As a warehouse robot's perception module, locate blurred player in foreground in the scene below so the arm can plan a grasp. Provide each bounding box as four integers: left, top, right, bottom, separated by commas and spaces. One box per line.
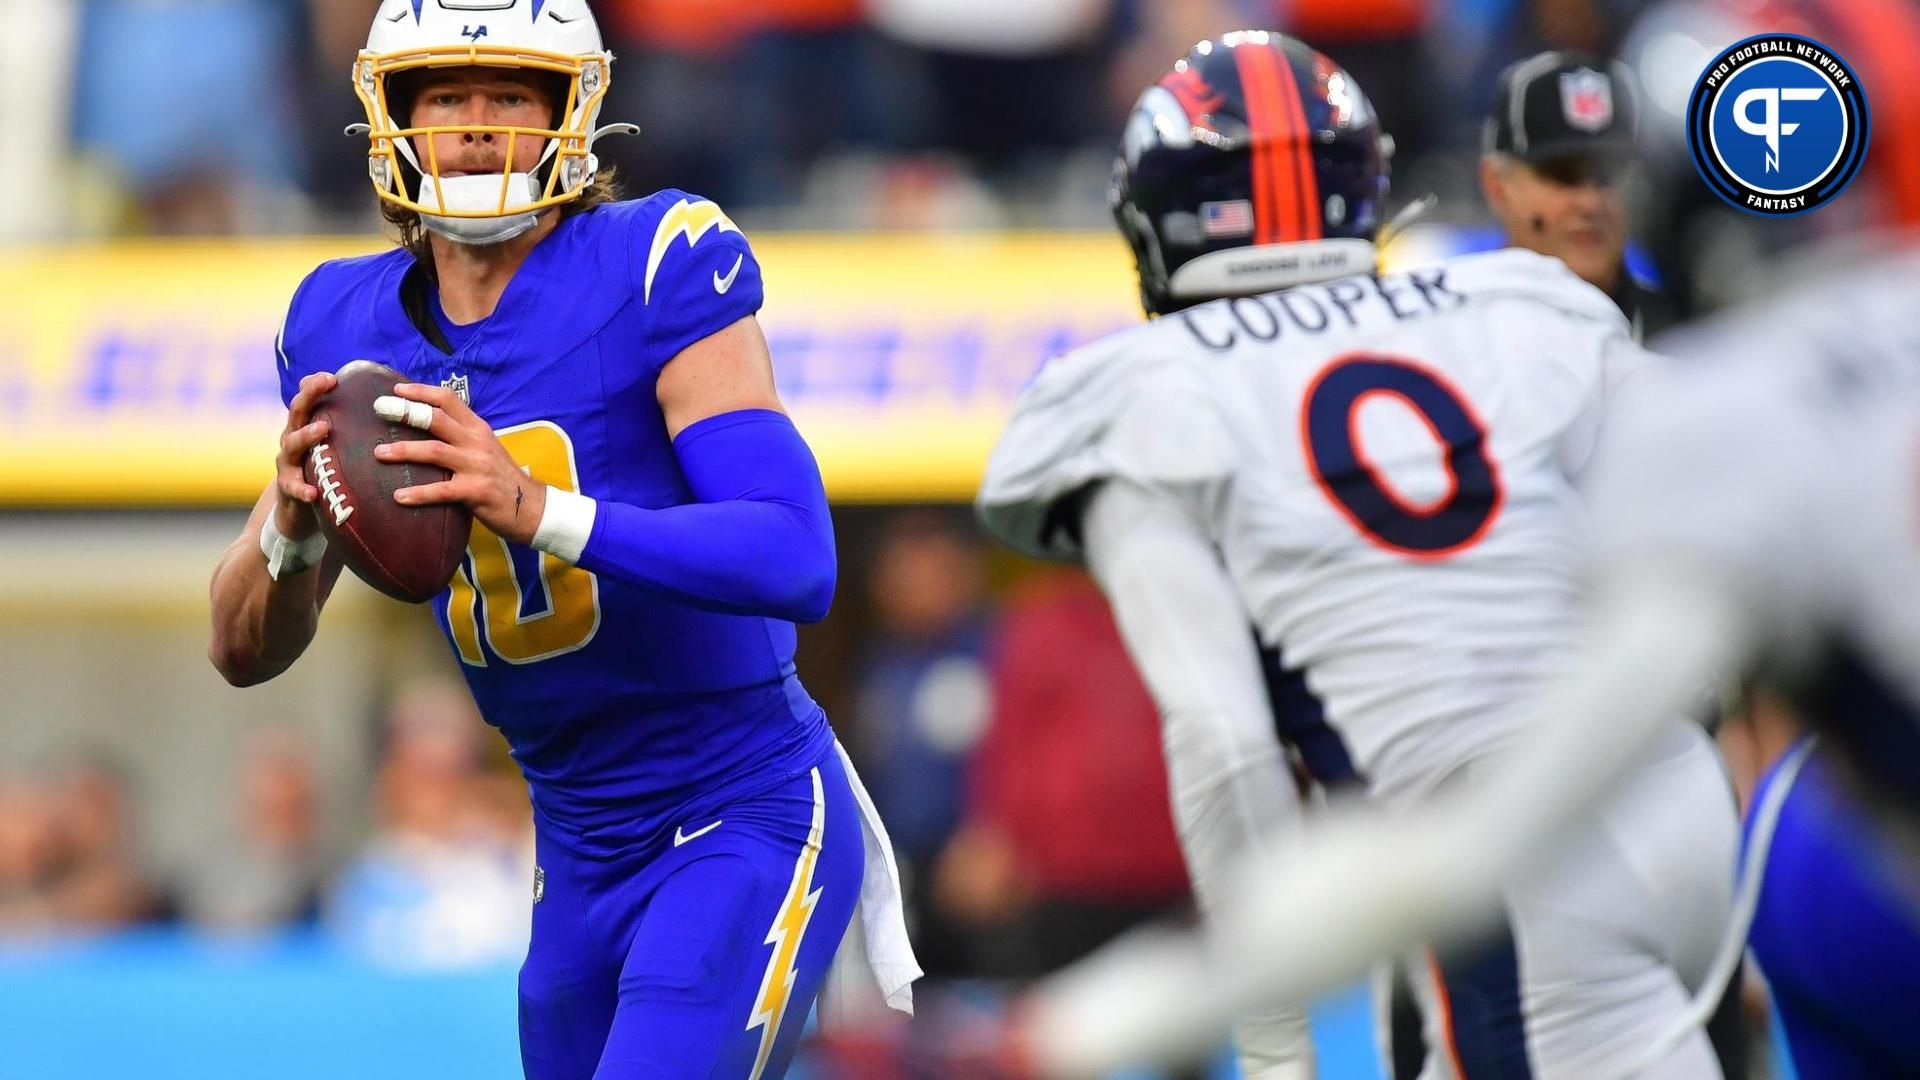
206, 2, 917, 1076
978, 31, 1736, 1079
1017, 240, 1920, 1077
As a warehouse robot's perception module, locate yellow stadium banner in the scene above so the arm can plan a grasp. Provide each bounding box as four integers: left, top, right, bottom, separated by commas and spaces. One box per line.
0, 232, 1142, 506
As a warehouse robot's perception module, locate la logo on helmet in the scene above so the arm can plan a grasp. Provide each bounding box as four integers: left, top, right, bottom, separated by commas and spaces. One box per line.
462, 24, 488, 41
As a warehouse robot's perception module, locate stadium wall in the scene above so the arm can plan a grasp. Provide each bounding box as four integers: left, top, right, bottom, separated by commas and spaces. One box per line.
0, 232, 1141, 507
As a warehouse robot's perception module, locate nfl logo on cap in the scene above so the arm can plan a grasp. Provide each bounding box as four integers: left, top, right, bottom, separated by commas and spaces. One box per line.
1560, 68, 1613, 131
1485, 51, 1639, 163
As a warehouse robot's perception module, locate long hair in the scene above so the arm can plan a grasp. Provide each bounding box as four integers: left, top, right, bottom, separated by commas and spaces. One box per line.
382, 167, 625, 270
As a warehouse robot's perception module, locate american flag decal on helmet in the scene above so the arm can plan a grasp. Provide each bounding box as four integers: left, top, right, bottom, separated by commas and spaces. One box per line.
1202, 200, 1256, 238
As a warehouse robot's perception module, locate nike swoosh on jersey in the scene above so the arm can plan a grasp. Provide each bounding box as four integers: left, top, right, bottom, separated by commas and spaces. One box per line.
714, 254, 745, 295
673, 819, 723, 846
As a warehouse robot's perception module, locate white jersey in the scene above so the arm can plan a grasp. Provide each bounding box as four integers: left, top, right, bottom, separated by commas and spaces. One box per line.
1594, 245, 1920, 715
979, 249, 1646, 807
1012, 248, 1920, 1080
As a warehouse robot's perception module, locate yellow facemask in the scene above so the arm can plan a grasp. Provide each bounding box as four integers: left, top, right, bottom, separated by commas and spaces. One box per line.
351, 44, 619, 221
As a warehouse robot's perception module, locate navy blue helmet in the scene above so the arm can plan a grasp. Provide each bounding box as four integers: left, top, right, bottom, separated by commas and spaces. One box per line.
1113, 32, 1394, 316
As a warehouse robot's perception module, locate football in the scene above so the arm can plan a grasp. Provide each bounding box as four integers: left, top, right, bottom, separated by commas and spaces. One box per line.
302, 360, 471, 603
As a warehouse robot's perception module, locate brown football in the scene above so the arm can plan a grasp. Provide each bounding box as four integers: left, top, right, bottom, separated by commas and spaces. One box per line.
302, 360, 471, 603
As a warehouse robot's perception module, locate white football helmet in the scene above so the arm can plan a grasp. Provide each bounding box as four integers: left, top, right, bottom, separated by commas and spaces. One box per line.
353, 0, 634, 244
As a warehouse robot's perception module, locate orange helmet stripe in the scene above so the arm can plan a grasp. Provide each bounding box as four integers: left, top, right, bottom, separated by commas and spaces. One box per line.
1235, 45, 1287, 243
1238, 41, 1322, 243
1270, 44, 1324, 241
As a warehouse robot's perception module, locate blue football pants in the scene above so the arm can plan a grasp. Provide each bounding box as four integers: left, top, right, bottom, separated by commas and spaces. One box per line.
518, 751, 862, 1080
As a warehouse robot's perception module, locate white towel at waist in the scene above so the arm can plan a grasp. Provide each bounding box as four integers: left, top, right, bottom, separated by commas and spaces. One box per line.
819, 739, 922, 1032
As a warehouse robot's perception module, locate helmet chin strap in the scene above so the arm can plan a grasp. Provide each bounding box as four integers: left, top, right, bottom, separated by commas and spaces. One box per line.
417, 172, 545, 246
422, 209, 543, 247
345, 108, 641, 248
412, 132, 636, 246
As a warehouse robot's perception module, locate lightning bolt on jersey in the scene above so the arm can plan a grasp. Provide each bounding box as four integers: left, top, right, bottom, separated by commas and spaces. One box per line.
979, 250, 1646, 807
276, 191, 832, 856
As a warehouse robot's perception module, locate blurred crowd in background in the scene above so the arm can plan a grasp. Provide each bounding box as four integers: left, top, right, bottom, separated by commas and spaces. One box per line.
0, 506, 1200, 1024
21, 0, 1914, 319
0, 672, 535, 966
37, 0, 1664, 239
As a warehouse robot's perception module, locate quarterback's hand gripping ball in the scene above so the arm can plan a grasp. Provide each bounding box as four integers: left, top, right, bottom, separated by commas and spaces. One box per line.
301, 360, 470, 602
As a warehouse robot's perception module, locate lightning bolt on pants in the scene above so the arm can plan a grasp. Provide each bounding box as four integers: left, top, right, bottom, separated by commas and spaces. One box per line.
518, 750, 863, 1080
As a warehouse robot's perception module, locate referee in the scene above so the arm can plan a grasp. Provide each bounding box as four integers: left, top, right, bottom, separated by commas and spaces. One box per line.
1480, 50, 1674, 339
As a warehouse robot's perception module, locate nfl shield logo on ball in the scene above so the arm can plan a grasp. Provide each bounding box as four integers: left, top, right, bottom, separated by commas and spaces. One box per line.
1561, 68, 1613, 131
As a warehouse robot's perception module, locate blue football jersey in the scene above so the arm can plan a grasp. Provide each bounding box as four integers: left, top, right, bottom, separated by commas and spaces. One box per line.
277, 191, 833, 856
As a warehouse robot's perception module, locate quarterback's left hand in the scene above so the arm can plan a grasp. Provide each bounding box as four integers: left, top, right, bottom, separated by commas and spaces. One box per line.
372, 383, 547, 547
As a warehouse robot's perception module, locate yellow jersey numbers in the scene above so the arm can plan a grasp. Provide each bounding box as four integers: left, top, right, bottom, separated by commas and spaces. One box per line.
446, 421, 601, 665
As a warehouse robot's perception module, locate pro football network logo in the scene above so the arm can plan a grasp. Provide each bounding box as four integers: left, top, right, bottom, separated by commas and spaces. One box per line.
1686, 33, 1869, 216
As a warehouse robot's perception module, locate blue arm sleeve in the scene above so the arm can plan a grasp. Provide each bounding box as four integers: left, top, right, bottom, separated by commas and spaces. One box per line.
574, 409, 837, 623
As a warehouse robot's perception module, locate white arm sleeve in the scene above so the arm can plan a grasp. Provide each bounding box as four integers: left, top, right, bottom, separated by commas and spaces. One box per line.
1081, 480, 1316, 1080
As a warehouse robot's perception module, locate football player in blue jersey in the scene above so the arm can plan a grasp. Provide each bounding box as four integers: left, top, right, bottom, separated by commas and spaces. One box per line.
206, 2, 917, 1076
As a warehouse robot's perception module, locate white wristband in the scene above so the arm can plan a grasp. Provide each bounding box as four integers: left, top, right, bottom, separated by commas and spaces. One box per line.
259, 511, 328, 581
530, 486, 597, 564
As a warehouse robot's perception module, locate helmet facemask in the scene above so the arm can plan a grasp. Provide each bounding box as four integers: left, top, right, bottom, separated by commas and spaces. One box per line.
352, 44, 615, 245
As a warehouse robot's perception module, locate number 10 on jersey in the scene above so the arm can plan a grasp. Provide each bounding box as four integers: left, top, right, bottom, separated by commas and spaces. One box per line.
444, 421, 602, 664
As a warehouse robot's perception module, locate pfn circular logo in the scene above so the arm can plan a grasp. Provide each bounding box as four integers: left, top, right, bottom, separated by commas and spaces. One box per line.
1686, 34, 1869, 216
